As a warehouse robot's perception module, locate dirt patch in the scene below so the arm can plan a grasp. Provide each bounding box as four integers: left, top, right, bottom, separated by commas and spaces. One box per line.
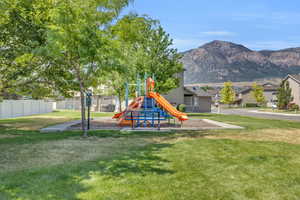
205, 129, 300, 145
68, 118, 220, 130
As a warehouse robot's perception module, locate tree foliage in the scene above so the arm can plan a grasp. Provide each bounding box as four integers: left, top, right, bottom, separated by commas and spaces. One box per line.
0, 0, 56, 99
109, 14, 183, 95
1, 0, 132, 136
41, 0, 131, 136
136, 25, 183, 94
97, 14, 183, 112
277, 81, 293, 110
220, 82, 236, 105
251, 83, 266, 105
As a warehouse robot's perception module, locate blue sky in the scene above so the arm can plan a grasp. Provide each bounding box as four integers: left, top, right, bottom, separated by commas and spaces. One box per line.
123, 0, 300, 52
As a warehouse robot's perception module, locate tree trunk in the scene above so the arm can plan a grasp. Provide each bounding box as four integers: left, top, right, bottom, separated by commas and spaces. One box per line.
79, 88, 88, 137
75, 66, 87, 137
118, 93, 122, 112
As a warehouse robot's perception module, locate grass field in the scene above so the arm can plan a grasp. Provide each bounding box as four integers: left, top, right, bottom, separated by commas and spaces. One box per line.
0, 110, 112, 133
1, 111, 300, 199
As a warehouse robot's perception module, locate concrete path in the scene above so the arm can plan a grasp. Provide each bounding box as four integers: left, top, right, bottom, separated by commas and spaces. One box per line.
213, 108, 300, 122
202, 119, 243, 129
40, 120, 81, 133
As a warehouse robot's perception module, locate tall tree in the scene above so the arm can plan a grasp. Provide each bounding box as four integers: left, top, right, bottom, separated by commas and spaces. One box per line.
103, 14, 183, 111
37, 0, 132, 136
220, 82, 236, 106
103, 14, 151, 111
137, 25, 183, 94
277, 81, 293, 110
252, 83, 266, 106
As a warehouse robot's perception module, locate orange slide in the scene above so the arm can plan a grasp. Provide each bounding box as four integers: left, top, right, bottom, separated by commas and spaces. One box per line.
148, 91, 188, 121
113, 96, 144, 125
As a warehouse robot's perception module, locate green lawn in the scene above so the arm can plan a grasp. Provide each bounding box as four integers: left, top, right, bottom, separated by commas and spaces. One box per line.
0, 110, 113, 134
1, 111, 300, 199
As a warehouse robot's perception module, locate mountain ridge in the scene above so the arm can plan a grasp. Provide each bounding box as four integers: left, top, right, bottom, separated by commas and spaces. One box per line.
182, 40, 300, 84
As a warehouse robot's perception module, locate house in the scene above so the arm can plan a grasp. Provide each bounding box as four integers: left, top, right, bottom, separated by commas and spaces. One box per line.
237, 83, 278, 107
184, 86, 212, 112
163, 71, 212, 113
283, 74, 300, 107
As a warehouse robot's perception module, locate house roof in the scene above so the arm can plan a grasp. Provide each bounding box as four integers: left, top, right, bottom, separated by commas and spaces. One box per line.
262, 83, 279, 91
184, 86, 213, 97
283, 74, 300, 84
239, 83, 279, 94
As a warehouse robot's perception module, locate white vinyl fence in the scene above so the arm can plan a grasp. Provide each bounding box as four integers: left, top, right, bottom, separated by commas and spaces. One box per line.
0, 100, 53, 119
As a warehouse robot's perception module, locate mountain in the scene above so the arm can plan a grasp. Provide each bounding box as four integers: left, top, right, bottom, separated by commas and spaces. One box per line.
182, 40, 300, 84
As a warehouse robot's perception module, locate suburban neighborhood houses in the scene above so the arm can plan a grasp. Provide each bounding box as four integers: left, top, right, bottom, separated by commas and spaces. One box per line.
51, 72, 300, 116
237, 82, 278, 107
0, 71, 299, 119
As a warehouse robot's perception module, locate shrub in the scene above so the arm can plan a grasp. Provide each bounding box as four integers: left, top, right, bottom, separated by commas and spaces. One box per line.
244, 103, 258, 108
177, 104, 186, 112
287, 103, 299, 111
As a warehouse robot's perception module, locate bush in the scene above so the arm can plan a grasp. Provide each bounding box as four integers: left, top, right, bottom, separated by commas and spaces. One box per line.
177, 104, 186, 112
287, 103, 299, 111
244, 103, 258, 108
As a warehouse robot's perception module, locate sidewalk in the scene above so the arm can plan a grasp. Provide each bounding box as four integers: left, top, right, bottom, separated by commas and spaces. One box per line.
250, 110, 300, 117
40, 120, 81, 133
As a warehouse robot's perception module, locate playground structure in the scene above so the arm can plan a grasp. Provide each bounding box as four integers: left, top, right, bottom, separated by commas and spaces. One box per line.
113, 75, 188, 129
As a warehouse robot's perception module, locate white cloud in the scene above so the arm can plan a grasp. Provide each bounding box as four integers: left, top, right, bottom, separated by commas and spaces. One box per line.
201, 31, 236, 37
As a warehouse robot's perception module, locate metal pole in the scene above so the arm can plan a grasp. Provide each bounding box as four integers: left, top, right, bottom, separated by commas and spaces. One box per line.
158, 111, 160, 130
137, 74, 141, 97
131, 111, 134, 129
87, 105, 90, 130
144, 111, 147, 127
144, 73, 147, 96
137, 111, 140, 127
152, 111, 154, 128
125, 82, 129, 109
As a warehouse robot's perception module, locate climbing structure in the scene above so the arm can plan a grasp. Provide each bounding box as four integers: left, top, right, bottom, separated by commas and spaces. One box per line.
113, 76, 188, 128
